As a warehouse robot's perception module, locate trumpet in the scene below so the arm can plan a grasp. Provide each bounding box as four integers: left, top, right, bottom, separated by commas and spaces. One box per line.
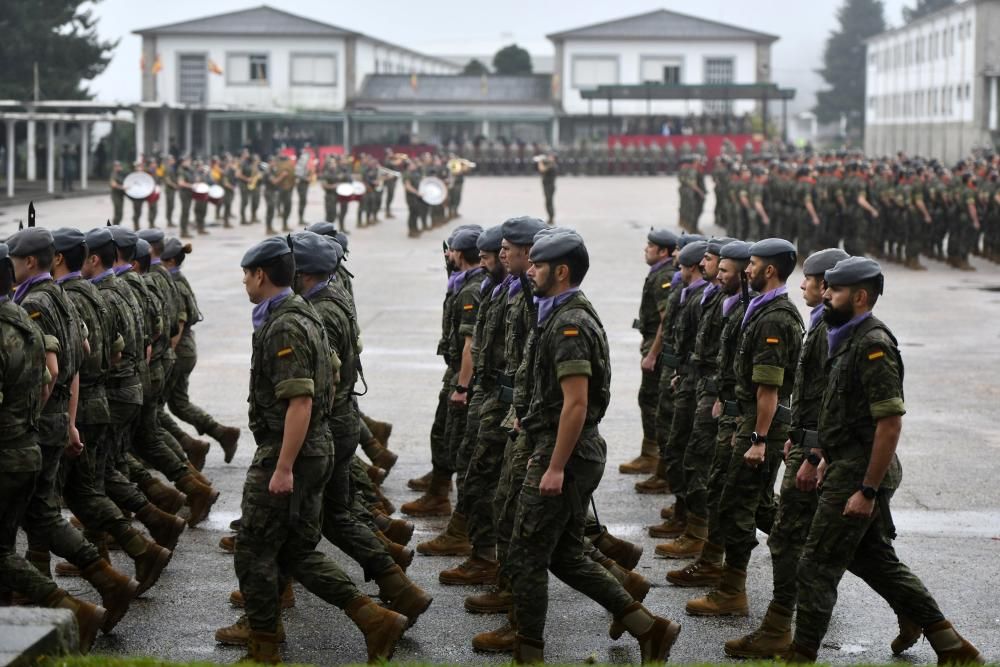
532, 154, 550, 163
377, 165, 402, 179
448, 157, 477, 174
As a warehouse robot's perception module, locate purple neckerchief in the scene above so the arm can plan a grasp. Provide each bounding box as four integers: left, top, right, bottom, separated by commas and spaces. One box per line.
507, 274, 524, 300
452, 266, 484, 294
168, 267, 181, 275
304, 278, 331, 299
671, 271, 683, 287
722, 293, 742, 316
649, 257, 672, 274
492, 273, 516, 299
251, 288, 292, 331
700, 282, 720, 305
90, 268, 115, 284
13, 272, 52, 305
113, 264, 132, 276
0, 295, 7, 304
741, 285, 788, 329
826, 311, 872, 358
535, 287, 580, 327
680, 277, 707, 305
151, 258, 162, 266
808, 304, 824, 332
480, 276, 494, 295
56, 271, 82, 285
446, 271, 461, 294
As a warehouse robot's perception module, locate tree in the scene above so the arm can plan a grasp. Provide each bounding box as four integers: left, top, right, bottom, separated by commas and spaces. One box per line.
0, 0, 116, 100
492, 44, 532, 75
463, 59, 489, 76
813, 0, 886, 137
903, 0, 955, 23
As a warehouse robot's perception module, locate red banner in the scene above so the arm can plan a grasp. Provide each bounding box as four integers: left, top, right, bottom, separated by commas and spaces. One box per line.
279, 145, 345, 170
609, 134, 762, 160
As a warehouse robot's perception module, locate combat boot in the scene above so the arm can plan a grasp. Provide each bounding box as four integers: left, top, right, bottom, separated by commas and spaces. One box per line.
374, 530, 414, 570
602, 558, 652, 641
473, 619, 516, 652
344, 595, 408, 663
175, 473, 219, 527
179, 434, 210, 471
375, 564, 433, 628
439, 555, 499, 586
660, 505, 675, 520
592, 527, 643, 571
242, 629, 282, 664
373, 513, 414, 546
215, 614, 286, 645
46, 589, 107, 654
685, 566, 748, 616
135, 502, 187, 552
185, 460, 213, 487
207, 424, 240, 464
924, 620, 985, 664
780, 642, 818, 662
513, 633, 545, 664
891, 616, 922, 655
56, 531, 111, 576
617, 601, 682, 663
361, 436, 398, 473
619, 437, 659, 475
80, 559, 140, 634
655, 513, 707, 559
120, 529, 172, 596
416, 511, 472, 556
634, 458, 670, 493
407, 469, 433, 491
401, 474, 452, 517
666, 543, 724, 588
649, 503, 686, 539
26, 549, 51, 578
138, 475, 187, 514
465, 587, 513, 614
724, 601, 792, 658
365, 463, 387, 485
230, 582, 295, 609
220, 535, 236, 553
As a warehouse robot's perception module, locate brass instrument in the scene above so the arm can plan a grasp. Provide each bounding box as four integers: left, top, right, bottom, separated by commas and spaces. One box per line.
448, 158, 476, 174
247, 162, 266, 191
377, 165, 402, 180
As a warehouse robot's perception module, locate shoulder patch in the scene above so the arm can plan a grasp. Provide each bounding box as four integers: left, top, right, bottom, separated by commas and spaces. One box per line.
463, 304, 475, 311
30, 311, 42, 320
276, 347, 293, 358
765, 337, 779, 344
661, 282, 671, 289
868, 350, 885, 361
562, 328, 580, 337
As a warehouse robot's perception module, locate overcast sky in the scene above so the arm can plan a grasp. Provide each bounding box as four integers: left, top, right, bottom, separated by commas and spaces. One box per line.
84, 0, 913, 114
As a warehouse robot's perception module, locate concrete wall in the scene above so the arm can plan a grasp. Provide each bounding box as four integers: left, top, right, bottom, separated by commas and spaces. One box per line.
864, 121, 990, 162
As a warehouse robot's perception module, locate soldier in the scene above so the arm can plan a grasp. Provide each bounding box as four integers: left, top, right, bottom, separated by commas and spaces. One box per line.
262, 157, 279, 235
237, 148, 253, 225
109, 161, 126, 225
232, 236, 407, 663
785, 257, 984, 664
537, 152, 558, 225
176, 155, 195, 239
505, 229, 680, 663
192, 161, 210, 236
129, 161, 147, 230
620, 228, 678, 476
275, 154, 295, 232
222, 153, 237, 228
686, 238, 803, 618
163, 155, 178, 228
950, 173, 980, 270
0, 241, 108, 653
403, 159, 423, 237
320, 156, 339, 229
295, 149, 312, 226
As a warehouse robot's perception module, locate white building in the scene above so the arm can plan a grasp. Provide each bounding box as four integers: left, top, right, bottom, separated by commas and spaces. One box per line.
864, 0, 1000, 162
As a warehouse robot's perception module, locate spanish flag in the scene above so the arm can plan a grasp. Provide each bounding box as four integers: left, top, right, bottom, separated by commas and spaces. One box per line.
140, 55, 146, 73
208, 59, 224, 75
151, 55, 163, 75
410, 73, 418, 91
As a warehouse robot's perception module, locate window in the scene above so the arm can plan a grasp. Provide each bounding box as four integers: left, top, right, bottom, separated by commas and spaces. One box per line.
965, 83, 971, 100
291, 54, 336, 85
571, 56, 619, 88
227, 53, 269, 84
178, 54, 207, 104
640, 56, 682, 84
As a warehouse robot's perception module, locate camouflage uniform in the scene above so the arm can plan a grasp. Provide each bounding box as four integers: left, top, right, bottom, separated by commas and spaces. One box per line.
635, 259, 676, 444
236, 292, 361, 633
653, 278, 684, 460
794, 314, 944, 652
507, 292, 632, 641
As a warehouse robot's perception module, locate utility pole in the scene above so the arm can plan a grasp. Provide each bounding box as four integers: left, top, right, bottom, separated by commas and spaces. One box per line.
33, 62, 40, 102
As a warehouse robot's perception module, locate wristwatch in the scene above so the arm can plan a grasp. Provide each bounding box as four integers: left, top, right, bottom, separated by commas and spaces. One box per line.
750, 431, 768, 445
859, 484, 878, 500
455, 385, 468, 395
806, 452, 822, 466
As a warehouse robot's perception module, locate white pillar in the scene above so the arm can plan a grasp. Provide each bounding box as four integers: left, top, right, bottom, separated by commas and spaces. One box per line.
134, 108, 146, 163
80, 121, 89, 190
411, 118, 419, 136
46, 121, 55, 194
26, 121, 37, 181
343, 116, 350, 152
160, 109, 170, 156
203, 114, 212, 156
184, 111, 193, 156
990, 77, 998, 132
551, 117, 560, 146
5, 120, 14, 198
241, 119, 248, 145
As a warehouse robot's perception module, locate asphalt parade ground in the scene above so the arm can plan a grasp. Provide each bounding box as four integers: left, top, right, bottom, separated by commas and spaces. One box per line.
1, 176, 998, 665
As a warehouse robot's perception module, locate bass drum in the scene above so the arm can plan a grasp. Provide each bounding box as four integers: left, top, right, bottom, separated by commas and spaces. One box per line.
418, 176, 447, 206
147, 185, 161, 203
208, 184, 225, 204
123, 171, 155, 200
192, 183, 210, 201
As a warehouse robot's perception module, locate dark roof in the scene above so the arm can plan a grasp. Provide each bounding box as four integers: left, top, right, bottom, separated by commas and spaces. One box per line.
547, 9, 778, 43
353, 75, 553, 105
134, 5, 356, 37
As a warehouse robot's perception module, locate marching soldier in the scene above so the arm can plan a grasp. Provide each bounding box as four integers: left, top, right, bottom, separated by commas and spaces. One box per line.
130, 161, 147, 230
222, 153, 237, 228
295, 149, 312, 226
176, 155, 195, 239
109, 161, 126, 225
537, 152, 558, 225
163, 155, 178, 228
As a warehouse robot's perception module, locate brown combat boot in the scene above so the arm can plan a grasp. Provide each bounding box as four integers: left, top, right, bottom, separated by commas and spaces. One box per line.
373, 513, 414, 546
660, 505, 675, 520
135, 502, 187, 552
473, 620, 516, 652
344, 595, 408, 663
780, 642, 819, 662
439, 555, 499, 586
175, 473, 219, 527
362, 414, 393, 449
407, 469, 433, 491
179, 434, 210, 471
685, 566, 749, 616
634, 458, 670, 494
365, 463, 387, 485
370, 483, 395, 516
81, 559, 140, 634
361, 437, 398, 474
891, 616, 922, 655
666, 543, 725, 588
619, 437, 659, 475
924, 619, 985, 664
401, 474, 452, 517
215, 614, 286, 645
465, 587, 512, 614
220, 535, 235, 553
46, 589, 107, 654
375, 564, 433, 628
120, 529, 172, 596
185, 460, 213, 487
138, 476, 187, 514
230, 582, 295, 609
655, 513, 707, 559
211, 425, 241, 463
724, 601, 792, 658
649, 503, 686, 539
416, 511, 473, 556
374, 530, 414, 570
592, 528, 643, 571
56, 531, 111, 577
242, 628, 282, 664
617, 601, 682, 663
513, 633, 545, 664
603, 558, 652, 641
26, 549, 51, 578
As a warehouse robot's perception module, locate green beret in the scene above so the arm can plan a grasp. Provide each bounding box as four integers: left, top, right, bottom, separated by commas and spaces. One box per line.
749, 237, 796, 258
107, 226, 138, 249
803, 248, 850, 277
529, 229, 585, 262
477, 225, 503, 253
134, 239, 151, 260
706, 237, 736, 256
6, 228, 53, 257
648, 228, 678, 248
501, 216, 546, 245
84, 228, 115, 251
137, 229, 165, 244
824, 256, 884, 293
678, 240, 709, 267
291, 231, 339, 275
450, 228, 481, 252
52, 228, 86, 254
241, 236, 291, 269
719, 240, 752, 261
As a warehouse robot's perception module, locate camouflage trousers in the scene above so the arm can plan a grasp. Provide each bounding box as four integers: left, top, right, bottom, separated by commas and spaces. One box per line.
164, 342, 222, 438
718, 421, 787, 571
1, 466, 60, 604
794, 465, 944, 652
705, 413, 738, 547
451, 391, 482, 503
460, 393, 508, 552
681, 393, 720, 518
104, 400, 149, 514
653, 364, 676, 459
508, 452, 633, 641
636, 349, 660, 442
495, 430, 531, 582
664, 376, 698, 505
131, 363, 189, 484
429, 368, 455, 476
766, 446, 818, 609
236, 453, 362, 632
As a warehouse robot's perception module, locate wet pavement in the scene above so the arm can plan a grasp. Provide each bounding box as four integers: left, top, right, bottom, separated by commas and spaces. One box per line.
3, 176, 998, 664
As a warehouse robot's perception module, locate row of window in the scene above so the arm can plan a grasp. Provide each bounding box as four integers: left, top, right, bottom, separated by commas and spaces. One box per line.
869, 18, 972, 72
226, 52, 337, 85
569, 55, 733, 89
867, 82, 972, 119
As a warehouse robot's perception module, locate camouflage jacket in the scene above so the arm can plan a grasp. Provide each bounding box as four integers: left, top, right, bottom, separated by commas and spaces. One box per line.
637, 260, 676, 347
61, 275, 122, 425
93, 271, 144, 406
791, 310, 829, 430
18, 279, 84, 415
0, 299, 47, 470
446, 268, 486, 374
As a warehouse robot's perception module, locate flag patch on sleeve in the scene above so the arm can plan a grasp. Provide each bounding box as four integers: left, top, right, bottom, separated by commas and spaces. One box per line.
765, 337, 779, 344
276, 347, 293, 358
30, 311, 42, 320
463, 304, 474, 311
661, 282, 671, 289
563, 328, 579, 337
868, 350, 885, 361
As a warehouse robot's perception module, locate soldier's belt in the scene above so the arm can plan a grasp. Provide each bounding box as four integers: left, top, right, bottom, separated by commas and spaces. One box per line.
659, 345, 680, 369
730, 401, 792, 424
822, 441, 870, 463
677, 363, 694, 375
703, 378, 719, 394
789, 427, 819, 449
723, 400, 741, 417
